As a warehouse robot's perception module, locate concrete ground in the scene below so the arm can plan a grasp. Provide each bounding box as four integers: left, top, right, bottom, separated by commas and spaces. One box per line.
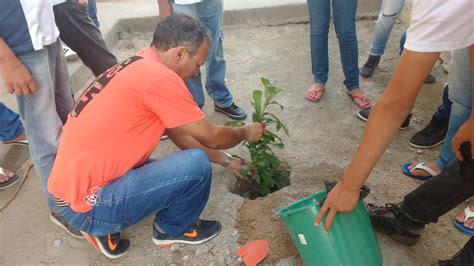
0, 0, 469, 265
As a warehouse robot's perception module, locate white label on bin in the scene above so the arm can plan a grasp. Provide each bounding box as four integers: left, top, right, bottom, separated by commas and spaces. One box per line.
298, 234, 307, 245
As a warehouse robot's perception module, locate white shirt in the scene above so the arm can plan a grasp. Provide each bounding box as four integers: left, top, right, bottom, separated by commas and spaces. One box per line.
174, 0, 202, 4
405, 0, 474, 52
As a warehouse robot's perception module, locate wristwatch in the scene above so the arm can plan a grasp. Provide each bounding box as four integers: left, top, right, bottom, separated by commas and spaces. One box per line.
220, 152, 233, 168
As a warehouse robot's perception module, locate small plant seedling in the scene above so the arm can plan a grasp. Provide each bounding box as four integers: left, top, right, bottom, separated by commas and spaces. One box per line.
227, 77, 289, 196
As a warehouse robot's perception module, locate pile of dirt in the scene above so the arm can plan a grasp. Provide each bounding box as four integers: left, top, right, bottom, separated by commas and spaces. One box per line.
236, 192, 299, 262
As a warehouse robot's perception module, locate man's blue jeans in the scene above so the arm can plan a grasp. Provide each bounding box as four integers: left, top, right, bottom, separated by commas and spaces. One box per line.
171, 0, 233, 108
15, 40, 74, 207
0, 103, 25, 142
53, 149, 212, 237
369, 0, 405, 56
87, 0, 100, 28
436, 48, 472, 170
307, 0, 359, 91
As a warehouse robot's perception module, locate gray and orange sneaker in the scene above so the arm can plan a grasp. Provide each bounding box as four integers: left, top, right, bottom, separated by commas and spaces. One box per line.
152, 219, 221, 246
81, 231, 130, 259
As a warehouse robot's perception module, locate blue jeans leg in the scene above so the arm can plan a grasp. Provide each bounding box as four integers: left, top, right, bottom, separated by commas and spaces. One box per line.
332, 0, 359, 90
436, 48, 472, 170
434, 84, 452, 120
55, 149, 212, 237
172, 0, 233, 108
87, 0, 100, 28
0, 102, 25, 142
15, 40, 74, 207
369, 0, 405, 56
307, 0, 330, 85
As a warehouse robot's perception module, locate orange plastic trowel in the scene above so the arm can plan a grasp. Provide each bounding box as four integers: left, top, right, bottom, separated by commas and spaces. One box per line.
236, 239, 269, 266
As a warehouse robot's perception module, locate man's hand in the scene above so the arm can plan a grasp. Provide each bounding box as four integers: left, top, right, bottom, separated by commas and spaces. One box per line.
243, 123, 265, 142
452, 117, 474, 161
0, 38, 37, 96
227, 157, 251, 182
157, 0, 173, 21
78, 0, 88, 6
314, 180, 360, 232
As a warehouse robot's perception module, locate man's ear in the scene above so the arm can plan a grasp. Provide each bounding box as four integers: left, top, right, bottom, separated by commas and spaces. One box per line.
175, 46, 187, 63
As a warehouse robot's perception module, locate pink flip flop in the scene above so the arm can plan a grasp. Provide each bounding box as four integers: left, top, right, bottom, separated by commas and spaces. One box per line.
305, 85, 325, 102
347, 91, 371, 109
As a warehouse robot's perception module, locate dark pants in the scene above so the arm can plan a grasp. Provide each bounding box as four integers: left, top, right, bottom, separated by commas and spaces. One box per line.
401, 142, 474, 263
53, 1, 117, 76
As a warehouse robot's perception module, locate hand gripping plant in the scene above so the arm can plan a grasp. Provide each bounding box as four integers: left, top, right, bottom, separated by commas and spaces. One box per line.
228, 78, 289, 196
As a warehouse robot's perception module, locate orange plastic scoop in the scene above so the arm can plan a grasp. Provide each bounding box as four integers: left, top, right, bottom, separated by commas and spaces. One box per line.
236, 239, 269, 266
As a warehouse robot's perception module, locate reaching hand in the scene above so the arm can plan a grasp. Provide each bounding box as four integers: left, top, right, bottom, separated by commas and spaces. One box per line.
227, 157, 251, 182
314, 180, 360, 232
452, 117, 474, 161
0, 54, 37, 96
243, 123, 265, 142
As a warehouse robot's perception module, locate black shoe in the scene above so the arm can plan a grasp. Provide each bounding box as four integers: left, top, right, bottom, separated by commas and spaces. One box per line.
367, 203, 425, 246
50, 211, 85, 239
152, 219, 221, 246
214, 103, 247, 120
357, 108, 412, 129
360, 55, 381, 78
82, 232, 130, 259
424, 74, 436, 84
409, 115, 449, 149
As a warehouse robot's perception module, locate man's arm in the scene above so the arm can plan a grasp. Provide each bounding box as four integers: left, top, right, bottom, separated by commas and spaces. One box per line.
167, 127, 250, 180
0, 38, 37, 96
175, 118, 264, 150
157, 0, 173, 21
314, 50, 440, 232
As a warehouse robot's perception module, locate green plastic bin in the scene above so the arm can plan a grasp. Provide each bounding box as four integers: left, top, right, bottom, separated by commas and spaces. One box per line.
276, 190, 382, 265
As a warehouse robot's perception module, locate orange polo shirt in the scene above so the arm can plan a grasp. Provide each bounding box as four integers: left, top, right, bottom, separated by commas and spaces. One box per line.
48, 47, 204, 212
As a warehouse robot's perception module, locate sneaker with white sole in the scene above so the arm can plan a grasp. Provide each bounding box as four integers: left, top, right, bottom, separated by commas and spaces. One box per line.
50, 211, 85, 239
81, 231, 130, 259
152, 219, 221, 246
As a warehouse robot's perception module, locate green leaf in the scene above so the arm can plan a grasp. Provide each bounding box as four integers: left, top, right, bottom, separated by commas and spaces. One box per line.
252, 90, 263, 116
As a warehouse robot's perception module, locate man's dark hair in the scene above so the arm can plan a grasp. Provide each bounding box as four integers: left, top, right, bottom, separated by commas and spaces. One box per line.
152, 15, 211, 54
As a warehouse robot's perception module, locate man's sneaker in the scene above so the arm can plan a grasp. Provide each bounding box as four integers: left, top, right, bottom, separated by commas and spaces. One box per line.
214, 103, 247, 120
367, 203, 425, 246
424, 74, 436, 84
357, 108, 412, 129
81, 232, 130, 259
152, 219, 221, 246
63, 46, 79, 61
50, 211, 85, 239
360, 55, 381, 78
409, 115, 449, 149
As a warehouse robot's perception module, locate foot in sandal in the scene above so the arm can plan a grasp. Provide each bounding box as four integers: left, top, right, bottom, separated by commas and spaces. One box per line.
401, 161, 441, 181
3, 132, 28, 146
347, 88, 371, 109
305, 83, 325, 102
0, 167, 20, 189
453, 206, 474, 235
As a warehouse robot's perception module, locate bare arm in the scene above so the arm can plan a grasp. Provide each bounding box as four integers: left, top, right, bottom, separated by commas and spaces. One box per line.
157, 0, 173, 21
0, 38, 37, 96
168, 127, 250, 180
175, 118, 264, 150
315, 50, 440, 232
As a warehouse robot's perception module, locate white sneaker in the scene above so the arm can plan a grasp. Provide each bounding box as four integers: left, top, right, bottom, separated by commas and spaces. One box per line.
63, 46, 79, 61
